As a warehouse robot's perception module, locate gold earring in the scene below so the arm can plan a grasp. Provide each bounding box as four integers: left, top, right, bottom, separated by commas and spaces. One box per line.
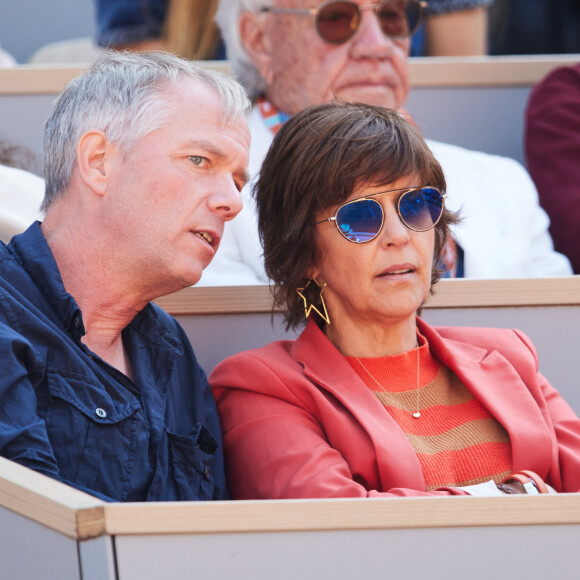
296, 278, 331, 325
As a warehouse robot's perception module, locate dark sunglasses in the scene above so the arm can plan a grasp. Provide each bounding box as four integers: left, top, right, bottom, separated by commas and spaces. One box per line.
315, 187, 446, 243
260, 0, 427, 45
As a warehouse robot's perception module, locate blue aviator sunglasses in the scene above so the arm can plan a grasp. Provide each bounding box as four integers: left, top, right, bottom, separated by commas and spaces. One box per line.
315, 187, 446, 243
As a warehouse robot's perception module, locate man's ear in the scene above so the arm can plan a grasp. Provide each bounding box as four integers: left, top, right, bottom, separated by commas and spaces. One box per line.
239, 12, 274, 85
76, 131, 112, 196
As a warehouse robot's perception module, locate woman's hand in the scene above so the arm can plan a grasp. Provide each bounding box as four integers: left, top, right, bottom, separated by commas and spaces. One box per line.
496, 482, 526, 494
497, 471, 558, 494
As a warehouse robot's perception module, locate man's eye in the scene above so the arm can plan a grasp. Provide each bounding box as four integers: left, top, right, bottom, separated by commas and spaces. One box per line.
189, 155, 206, 166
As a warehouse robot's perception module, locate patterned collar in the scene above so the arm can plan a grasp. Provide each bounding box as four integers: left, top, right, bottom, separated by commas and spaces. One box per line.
257, 95, 291, 135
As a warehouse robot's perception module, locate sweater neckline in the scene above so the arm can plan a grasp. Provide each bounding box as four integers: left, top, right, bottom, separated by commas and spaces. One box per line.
344, 336, 440, 392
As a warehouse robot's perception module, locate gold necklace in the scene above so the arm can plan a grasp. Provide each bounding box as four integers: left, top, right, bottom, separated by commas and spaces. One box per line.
355, 341, 422, 419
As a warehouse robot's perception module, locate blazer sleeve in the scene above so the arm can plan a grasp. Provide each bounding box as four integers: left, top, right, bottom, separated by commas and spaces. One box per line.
211, 351, 466, 500
513, 330, 580, 492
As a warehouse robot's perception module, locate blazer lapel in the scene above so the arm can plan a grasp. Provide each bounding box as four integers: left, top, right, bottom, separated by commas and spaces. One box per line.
419, 320, 554, 476
291, 320, 427, 490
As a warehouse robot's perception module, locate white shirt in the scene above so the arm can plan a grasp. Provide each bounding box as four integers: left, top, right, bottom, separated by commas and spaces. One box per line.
0, 164, 44, 244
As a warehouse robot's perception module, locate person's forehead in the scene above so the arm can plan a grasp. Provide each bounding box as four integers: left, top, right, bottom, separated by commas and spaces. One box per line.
163, 77, 217, 103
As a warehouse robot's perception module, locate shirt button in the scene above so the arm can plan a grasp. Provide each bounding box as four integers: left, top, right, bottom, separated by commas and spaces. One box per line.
95, 408, 107, 418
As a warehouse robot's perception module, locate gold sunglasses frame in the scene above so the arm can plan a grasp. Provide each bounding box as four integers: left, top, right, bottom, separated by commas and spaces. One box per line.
260, 0, 428, 44
315, 187, 447, 244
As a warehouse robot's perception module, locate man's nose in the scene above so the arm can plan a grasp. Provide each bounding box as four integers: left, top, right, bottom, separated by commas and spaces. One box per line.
210, 178, 243, 221
349, 6, 397, 57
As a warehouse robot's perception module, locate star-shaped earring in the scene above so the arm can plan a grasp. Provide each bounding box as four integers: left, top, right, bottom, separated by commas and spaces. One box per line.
296, 278, 331, 325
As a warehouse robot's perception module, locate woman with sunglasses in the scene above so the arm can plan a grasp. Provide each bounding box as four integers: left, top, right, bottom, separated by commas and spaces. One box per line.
210, 102, 580, 499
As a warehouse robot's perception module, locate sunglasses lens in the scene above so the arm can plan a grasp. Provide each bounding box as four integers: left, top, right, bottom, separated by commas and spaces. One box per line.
399, 188, 444, 231
317, 1, 423, 43
378, 0, 423, 38
336, 198, 383, 243
317, 2, 359, 43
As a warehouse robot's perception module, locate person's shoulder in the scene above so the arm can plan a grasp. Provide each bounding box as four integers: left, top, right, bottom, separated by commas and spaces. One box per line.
426, 139, 522, 168
426, 139, 531, 189
0, 235, 27, 286
435, 325, 538, 368
210, 338, 298, 381
143, 301, 187, 339
0, 165, 44, 243
437, 324, 524, 342
0, 164, 44, 194
535, 63, 580, 92
218, 338, 296, 366
528, 64, 580, 113
0, 237, 11, 260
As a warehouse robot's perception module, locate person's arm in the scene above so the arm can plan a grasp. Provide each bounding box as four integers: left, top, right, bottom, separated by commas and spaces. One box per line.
492, 155, 573, 277
534, 375, 580, 492
525, 65, 580, 274
518, 168, 573, 277
424, 6, 488, 56
0, 324, 114, 501
513, 330, 580, 492
211, 352, 468, 499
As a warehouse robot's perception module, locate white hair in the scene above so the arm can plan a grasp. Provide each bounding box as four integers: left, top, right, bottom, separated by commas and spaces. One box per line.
216, 0, 274, 99
42, 51, 251, 210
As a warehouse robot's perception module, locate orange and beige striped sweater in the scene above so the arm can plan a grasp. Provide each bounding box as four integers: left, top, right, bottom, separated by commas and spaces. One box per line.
345, 338, 512, 490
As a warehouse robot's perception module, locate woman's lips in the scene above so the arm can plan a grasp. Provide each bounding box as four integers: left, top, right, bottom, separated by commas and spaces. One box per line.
378, 263, 416, 277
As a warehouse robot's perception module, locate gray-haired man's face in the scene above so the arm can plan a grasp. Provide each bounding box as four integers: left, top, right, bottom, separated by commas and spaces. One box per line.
242, 0, 411, 115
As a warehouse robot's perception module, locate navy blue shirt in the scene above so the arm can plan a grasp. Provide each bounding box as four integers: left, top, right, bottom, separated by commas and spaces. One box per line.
0, 222, 228, 502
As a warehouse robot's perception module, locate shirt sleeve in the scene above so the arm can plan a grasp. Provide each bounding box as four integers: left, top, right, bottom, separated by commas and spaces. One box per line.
507, 159, 572, 277
0, 323, 114, 501
525, 65, 580, 274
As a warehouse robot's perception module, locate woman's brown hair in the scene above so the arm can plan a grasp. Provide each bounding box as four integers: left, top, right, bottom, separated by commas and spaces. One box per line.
255, 101, 459, 330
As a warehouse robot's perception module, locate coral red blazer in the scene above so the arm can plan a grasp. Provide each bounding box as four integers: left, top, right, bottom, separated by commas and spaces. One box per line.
210, 318, 580, 499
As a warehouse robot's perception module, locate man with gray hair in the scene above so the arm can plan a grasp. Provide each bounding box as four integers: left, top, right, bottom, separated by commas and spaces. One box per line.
200, 0, 571, 284
0, 51, 251, 501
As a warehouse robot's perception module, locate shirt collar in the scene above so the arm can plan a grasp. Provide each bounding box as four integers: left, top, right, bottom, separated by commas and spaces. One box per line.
10, 221, 85, 339
257, 95, 291, 135
9, 221, 183, 355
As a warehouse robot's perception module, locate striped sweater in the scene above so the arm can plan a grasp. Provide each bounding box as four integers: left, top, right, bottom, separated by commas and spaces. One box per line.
346, 339, 512, 490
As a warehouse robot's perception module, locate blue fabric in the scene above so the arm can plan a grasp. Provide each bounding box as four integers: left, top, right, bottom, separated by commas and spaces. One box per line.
94, 0, 168, 47
0, 222, 228, 502
93, 0, 227, 58
489, 0, 580, 55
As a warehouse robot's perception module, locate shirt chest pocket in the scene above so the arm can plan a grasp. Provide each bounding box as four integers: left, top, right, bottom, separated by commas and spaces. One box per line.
147, 424, 220, 501
44, 371, 142, 494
